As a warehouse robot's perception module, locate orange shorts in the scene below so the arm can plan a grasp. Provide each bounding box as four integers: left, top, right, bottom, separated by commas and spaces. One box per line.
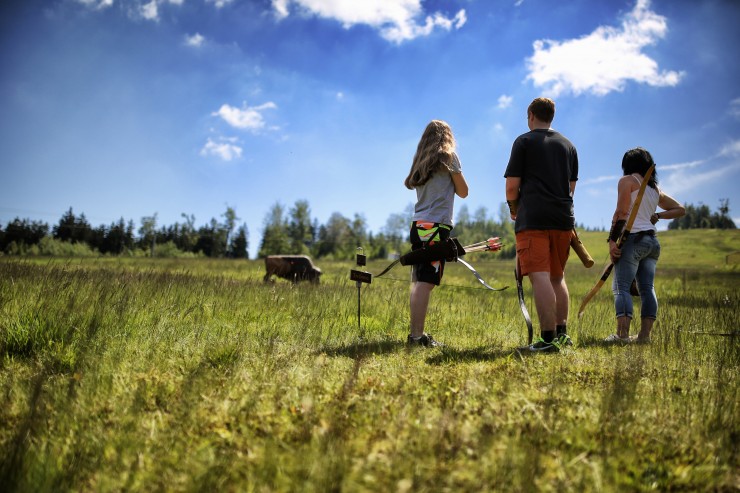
516, 229, 572, 277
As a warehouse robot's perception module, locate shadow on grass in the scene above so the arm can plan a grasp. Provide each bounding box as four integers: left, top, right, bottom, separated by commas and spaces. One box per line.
577, 339, 635, 349
320, 339, 560, 364
572, 334, 656, 349
425, 345, 522, 365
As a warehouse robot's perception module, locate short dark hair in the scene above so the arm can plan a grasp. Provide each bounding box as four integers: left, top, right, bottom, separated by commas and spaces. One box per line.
528, 97, 555, 123
622, 147, 658, 189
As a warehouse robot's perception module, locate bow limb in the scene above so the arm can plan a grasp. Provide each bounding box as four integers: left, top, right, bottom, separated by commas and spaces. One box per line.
374, 258, 400, 278
577, 263, 614, 318
578, 165, 654, 317
515, 257, 533, 344
456, 258, 509, 291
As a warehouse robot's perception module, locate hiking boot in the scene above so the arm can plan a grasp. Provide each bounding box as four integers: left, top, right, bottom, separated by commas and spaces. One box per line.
556, 333, 573, 347
630, 335, 651, 344
407, 333, 443, 347
521, 337, 560, 353
604, 334, 631, 344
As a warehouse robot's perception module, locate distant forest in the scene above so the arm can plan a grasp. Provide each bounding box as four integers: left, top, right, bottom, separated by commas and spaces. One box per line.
0, 199, 734, 259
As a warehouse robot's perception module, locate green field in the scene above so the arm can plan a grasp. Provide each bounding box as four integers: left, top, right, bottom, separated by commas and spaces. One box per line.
1, 230, 738, 492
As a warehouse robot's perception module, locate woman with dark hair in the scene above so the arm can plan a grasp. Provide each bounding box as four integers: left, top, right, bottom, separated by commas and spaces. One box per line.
606, 147, 685, 343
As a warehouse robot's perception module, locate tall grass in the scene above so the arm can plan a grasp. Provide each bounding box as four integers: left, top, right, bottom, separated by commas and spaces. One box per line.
1, 230, 738, 492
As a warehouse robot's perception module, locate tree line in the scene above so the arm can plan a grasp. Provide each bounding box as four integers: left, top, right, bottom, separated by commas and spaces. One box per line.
0, 199, 733, 259
666, 198, 736, 230
257, 200, 520, 261
0, 201, 517, 260
0, 207, 248, 259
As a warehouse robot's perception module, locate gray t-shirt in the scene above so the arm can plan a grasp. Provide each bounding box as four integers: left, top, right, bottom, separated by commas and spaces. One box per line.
412, 153, 461, 226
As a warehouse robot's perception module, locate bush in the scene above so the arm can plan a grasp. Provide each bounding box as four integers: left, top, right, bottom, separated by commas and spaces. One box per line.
153, 241, 203, 258
35, 237, 98, 257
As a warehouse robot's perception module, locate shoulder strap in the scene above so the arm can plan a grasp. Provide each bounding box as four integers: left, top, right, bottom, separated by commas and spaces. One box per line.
619, 166, 655, 247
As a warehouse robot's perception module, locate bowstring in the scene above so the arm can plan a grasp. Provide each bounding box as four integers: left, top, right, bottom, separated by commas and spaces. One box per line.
372, 275, 501, 291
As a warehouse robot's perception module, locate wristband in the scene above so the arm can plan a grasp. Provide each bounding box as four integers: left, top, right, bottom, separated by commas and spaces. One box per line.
507, 199, 519, 216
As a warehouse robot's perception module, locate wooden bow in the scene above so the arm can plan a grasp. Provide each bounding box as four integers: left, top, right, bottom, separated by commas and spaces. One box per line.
577, 165, 655, 317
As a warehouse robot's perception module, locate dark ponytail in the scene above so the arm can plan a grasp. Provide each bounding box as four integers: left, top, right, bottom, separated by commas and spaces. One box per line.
622, 147, 658, 189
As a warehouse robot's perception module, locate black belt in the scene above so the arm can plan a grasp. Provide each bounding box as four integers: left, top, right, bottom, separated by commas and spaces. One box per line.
631, 230, 655, 238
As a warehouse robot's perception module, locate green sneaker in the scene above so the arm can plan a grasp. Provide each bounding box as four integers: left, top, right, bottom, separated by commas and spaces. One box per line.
522, 337, 560, 353
556, 333, 573, 347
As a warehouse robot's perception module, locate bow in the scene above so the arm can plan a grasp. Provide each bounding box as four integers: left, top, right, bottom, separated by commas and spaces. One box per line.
578, 165, 655, 317
456, 257, 508, 291
375, 237, 508, 291
455, 238, 509, 291
374, 258, 400, 279
514, 255, 533, 344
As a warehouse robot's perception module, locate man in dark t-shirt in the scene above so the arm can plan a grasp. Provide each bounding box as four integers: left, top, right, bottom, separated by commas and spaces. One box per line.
504, 97, 578, 353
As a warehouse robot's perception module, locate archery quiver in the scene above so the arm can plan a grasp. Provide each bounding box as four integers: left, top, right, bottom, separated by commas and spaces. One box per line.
570, 229, 594, 268
398, 237, 466, 266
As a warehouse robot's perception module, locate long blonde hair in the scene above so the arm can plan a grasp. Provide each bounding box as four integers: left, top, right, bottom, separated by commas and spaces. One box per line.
404, 120, 456, 189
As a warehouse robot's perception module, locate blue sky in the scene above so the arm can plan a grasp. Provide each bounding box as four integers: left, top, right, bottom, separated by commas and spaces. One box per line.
1, 0, 738, 258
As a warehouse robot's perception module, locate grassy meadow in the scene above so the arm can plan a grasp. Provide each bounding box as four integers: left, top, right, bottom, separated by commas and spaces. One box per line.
1, 229, 738, 492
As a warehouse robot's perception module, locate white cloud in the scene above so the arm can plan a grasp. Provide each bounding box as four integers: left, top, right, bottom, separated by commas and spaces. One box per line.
200, 137, 243, 161
730, 98, 740, 120
76, 0, 113, 9
661, 162, 740, 195
271, 0, 466, 43
526, 0, 684, 96
213, 102, 277, 132
497, 94, 513, 109
581, 159, 709, 188
272, 0, 290, 18
206, 0, 234, 8
140, 0, 159, 21
718, 139, 740, 158
185, 33, 205, 47
648, 141, 740, 194
579, 174, 621, 186
131, 0, 185, 21
657, 159, 705, 171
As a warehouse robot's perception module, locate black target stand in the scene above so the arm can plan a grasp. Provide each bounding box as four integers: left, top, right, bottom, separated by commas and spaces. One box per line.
349, 247, 372, 329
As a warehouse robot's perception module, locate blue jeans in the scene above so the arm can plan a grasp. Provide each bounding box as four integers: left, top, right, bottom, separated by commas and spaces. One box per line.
612, 233, 661, 320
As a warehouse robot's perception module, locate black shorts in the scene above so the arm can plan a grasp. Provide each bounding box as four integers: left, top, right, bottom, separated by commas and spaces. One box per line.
409, 221, 451, 285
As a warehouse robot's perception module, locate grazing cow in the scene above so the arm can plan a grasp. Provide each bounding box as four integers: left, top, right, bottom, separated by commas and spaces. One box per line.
263, 255, 322, 284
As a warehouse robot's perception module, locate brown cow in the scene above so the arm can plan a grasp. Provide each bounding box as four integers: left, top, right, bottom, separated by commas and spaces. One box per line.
263, 255, 322, 284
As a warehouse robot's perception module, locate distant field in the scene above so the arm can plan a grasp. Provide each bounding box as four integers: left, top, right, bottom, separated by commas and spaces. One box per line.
1, 229, 738, 492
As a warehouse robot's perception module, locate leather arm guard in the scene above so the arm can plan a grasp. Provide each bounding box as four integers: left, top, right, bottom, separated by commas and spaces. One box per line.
608, 219, 626, 243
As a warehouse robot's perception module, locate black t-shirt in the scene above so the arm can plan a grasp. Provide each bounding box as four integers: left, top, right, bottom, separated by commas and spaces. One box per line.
504, 129, 578, 232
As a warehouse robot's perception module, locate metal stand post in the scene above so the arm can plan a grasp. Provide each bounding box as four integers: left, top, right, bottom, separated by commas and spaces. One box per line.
356, 280, 361, 329
349, 247, 372, 330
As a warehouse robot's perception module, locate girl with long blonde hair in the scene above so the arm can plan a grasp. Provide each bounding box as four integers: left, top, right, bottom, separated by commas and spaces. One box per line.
404, 120, 468, 347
